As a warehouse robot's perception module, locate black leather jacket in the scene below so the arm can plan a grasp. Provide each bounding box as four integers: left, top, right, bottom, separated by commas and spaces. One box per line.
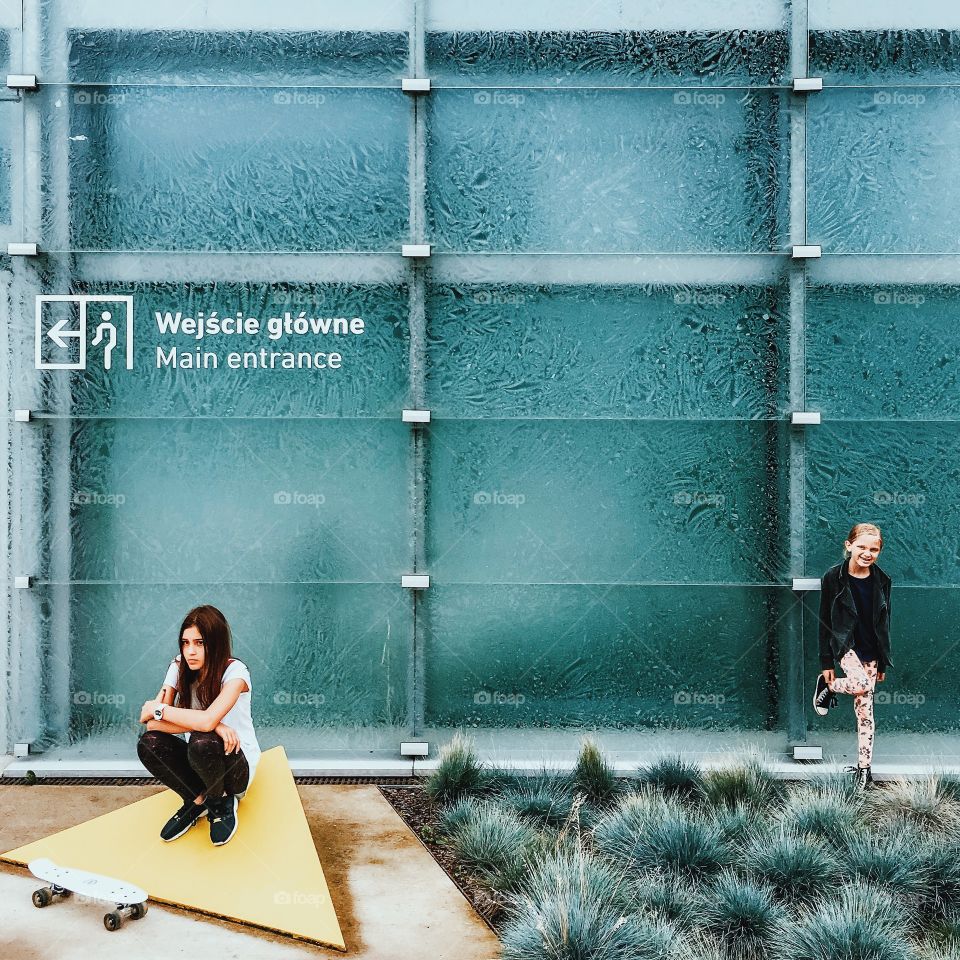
818, 558, 893, 672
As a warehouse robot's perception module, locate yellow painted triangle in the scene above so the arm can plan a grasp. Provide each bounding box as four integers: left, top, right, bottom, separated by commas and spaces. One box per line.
0, 745, 345, 951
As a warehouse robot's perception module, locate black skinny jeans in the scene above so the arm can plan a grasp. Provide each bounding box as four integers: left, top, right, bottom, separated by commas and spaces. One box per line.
137, 728, 249, 805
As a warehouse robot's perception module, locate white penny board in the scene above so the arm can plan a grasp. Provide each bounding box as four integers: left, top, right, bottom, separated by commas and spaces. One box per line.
29, 857, 147, 904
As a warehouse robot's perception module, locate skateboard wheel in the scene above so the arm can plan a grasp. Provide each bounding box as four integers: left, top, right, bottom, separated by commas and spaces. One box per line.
131, 902, 148, 920
32, 887, 52, 908
104, 910, 123, 931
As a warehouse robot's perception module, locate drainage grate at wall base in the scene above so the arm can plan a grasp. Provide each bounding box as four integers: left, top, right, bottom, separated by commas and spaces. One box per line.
0, 775, 425, 786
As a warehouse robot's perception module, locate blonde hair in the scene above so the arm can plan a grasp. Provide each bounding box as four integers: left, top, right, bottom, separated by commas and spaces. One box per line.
843, 523, 883, 559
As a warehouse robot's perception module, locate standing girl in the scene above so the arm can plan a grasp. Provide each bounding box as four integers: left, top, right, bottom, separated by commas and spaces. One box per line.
137, 604, 261, 845
813, 523, 893, 790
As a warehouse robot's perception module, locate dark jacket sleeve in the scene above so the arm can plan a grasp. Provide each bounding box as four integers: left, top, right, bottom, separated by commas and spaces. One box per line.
818, 573, 834, 670
881, 583, 892, 671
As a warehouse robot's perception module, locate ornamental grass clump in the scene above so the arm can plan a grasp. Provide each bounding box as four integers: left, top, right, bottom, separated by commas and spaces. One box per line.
448, 800, 543, 893
569, 736, 623, 809
636, 753, 704, 801
500, 773, 576, 829
593, 791, 733, 884
695, 868, 788, 960
697, 755, 784, 812
742, 824, 840, 907
774, 879, 916, 960
774, 777, 867, 847
501, 844, 682, 960
863, 775, 960, 837
424, 731, 488, 804
626, 869, 703, 932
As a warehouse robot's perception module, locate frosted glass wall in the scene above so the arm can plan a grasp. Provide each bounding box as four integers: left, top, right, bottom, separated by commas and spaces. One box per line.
1, 0, 957, 760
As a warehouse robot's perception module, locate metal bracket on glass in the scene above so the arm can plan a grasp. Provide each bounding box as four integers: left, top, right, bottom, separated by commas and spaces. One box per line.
792, 78, 823, 93
401, 78, 431, 94
400, 741, 429, 757
401, 243, 431, 258
790, 411, 821, 426
15, 575, 33, 589
7, 242, 39, 256
793, 744, 823, 761
402, 409, 431, 424
14, 409, 32, 422
792, 578, 821, 591
14, 742, 31, 759
6, 74, 38, 91
791, 245, 821, 259
401, 574, 430, 589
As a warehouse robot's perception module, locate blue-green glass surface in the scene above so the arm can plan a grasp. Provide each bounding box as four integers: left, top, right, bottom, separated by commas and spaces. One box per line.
32, 418, 411, 583
808, 86, 960, 253
806, 283, 960, 420
426, 282, 789, 419
426, 88, 789, 252
41, 83, 408, 251
426, 420, 790, 585
424, 584, 789, 729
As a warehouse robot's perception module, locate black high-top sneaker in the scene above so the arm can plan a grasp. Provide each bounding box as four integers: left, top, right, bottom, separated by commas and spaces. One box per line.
160, 798, 207, 841
207, 793, 238, 846
846, 764, 870, 792
813, 674, 834, 716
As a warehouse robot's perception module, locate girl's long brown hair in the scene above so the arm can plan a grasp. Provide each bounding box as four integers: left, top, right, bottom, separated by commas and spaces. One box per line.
175, 605, 233, 710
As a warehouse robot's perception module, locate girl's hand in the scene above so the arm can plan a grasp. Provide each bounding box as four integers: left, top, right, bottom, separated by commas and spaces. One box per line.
216, 723, 240, 754
139, 699, 160, 723
822, 669, 835, 684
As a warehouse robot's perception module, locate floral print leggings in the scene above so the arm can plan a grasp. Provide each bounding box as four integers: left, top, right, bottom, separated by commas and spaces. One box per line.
827, 649, 879, 768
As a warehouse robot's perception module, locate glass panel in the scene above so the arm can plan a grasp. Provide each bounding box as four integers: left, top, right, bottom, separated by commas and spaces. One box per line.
423, 584, 790, 730
426, 88, 790, 253
809, 4, 960, 84
426, 1, 791, 86
802, 587, 958, 732
8, 583, 410, 751
31, 418, 411, 583
807, 86, 960, 253
45, 28, 410, 86
0, 99, 18, 240
806, 281, 960, 420
805, 422, 958, 586
426, 281, 790, 419
38, 83, 409, 252
426, 420, 789, 585
13, 280, 410, 416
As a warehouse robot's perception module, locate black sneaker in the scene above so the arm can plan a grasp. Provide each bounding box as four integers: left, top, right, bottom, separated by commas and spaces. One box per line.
160, 799, 207, 841
813, 674, 834, 716
207, 793, 238, 846
846, 764, 871, 792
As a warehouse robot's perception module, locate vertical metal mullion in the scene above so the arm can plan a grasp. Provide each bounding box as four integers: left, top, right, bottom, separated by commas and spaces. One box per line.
407, 0, 427, 737
786, 1, 810, 745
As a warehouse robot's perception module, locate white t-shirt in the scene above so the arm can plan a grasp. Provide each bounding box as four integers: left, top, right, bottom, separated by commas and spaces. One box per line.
162, 655, 261, 793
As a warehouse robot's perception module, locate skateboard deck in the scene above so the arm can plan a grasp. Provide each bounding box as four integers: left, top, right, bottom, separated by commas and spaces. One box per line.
28, 857, 148, 930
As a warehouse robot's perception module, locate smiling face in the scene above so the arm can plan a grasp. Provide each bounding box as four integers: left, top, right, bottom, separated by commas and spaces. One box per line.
845, 533, 882, 569
180, 624, 206, 674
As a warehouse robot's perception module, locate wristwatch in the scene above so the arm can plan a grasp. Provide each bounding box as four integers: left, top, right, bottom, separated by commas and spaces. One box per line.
152, 703, 166, 721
